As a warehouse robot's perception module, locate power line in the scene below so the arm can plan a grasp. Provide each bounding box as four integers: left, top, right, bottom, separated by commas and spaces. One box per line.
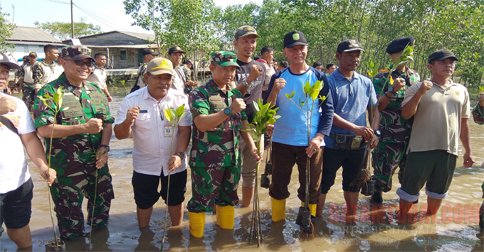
73, 4, 125, 31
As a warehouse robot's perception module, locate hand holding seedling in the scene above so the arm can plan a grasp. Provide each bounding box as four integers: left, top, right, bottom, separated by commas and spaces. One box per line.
230, 98, 246, 114
96, 147, 109, 169
353, 126, 374, 141
39, 166, 57, 186
167, 155, 182, 172
84, 118, 103, 134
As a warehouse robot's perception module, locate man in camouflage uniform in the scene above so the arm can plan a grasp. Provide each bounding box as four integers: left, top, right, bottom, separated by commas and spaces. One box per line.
130, 48, 159, 93
473, 89, 484, 228
17, 52, 38, 110
371, 36, 420, 204
33, 46, 114, 241
32, 44, 64, 95
187, 51, 260, 238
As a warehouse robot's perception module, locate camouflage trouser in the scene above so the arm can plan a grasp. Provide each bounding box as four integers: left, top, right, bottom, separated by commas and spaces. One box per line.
21, 84, 35, 109
50, 169, 114, 241
187, 165, 240, 213
371, 141, 407, 192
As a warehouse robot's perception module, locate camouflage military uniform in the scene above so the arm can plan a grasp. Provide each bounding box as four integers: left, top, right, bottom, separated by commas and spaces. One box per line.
472, 103, 484, 197
32, 59, 63, 89
33, 73, 115, 240
371, 65, 420, 192
16, 61, 36, 108
187, 79, 248, 213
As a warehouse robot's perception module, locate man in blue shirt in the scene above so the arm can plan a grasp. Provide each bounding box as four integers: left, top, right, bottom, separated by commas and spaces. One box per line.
265, 31, 334, 225
316, 39, 380, 223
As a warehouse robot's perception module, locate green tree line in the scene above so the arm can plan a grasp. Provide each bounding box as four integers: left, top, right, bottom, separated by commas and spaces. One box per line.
124, 0, 484, 87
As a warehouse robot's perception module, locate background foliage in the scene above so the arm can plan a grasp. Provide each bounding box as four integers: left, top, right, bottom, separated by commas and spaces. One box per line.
0, 5, 15, 52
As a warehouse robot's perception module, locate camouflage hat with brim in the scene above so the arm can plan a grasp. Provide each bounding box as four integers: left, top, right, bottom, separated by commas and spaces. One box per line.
147, 57, 174, 76
61, 46, 94, 61
234, 25, 261, 40
211, 51, 239, 67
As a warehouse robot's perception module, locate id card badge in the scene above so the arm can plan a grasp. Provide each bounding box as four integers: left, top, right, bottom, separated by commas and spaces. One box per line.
164, 125, 173, 137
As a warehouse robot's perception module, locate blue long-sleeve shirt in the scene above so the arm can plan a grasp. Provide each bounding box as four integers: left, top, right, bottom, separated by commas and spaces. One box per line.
264, 67, 334, 147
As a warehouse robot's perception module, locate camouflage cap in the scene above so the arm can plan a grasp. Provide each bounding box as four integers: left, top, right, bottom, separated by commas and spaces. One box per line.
211, 51, 239, 67
29, 52, 38, 58
147, 57, 174, 76
234, 25, 260, 40
61, 46, 94, 61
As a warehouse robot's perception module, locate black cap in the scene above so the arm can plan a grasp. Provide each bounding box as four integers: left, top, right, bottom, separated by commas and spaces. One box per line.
168, 46, 185, 55
337, 39, 364, 53
284, 31, 308, 48
29, 52, 37, 57
428, 49, 458, 64
142, 48, 159, 56
386, 36, 415, 54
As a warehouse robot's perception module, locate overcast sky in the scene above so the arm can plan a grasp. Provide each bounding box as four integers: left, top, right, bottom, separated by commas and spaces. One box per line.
1, 0, 262, 35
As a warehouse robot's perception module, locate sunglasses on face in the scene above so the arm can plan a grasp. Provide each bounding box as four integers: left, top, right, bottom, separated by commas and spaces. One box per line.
64, 58, 94, 67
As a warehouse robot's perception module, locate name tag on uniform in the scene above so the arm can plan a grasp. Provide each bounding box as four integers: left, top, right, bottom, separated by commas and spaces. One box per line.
140, 110, 148, 113
164, 125, 173, 137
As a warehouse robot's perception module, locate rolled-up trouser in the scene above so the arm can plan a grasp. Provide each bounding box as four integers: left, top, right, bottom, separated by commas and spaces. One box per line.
269, 142, 323, 204
240, 136, 264, 187
187, 165, 240, 213
397, 150, 457, 203
50, 169, 114, 241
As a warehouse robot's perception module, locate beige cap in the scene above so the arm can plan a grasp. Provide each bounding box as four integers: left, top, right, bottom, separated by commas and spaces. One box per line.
146, 57, 174, 76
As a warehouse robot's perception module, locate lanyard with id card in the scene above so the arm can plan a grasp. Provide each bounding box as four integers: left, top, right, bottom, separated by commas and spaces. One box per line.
158, 102, 174, 137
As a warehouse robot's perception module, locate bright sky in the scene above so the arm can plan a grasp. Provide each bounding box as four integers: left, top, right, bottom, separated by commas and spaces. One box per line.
1, 0, 263, 36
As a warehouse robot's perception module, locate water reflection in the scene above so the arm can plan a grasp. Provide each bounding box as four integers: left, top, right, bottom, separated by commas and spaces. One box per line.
1, 94, 483, 251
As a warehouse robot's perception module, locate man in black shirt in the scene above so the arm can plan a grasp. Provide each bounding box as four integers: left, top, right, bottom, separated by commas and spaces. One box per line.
232, 25, 265, 207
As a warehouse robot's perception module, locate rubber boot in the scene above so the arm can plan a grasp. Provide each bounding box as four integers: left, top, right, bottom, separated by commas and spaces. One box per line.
188, 212, 205, 238
216, 205, 234, 229
301, 202, 317, 217
271, 197, 286, 222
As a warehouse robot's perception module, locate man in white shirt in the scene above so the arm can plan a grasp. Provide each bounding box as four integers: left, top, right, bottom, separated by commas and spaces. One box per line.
32, 45, 63, 94
114, 57, 192, 228
0, 52, 56, 249
86, 52, 113, 102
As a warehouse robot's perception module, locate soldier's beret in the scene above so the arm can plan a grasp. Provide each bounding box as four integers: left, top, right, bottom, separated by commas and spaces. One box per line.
386, 36, 415, 54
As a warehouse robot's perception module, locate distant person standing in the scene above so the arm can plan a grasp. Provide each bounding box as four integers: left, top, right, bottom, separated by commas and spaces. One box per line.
257, 46, 275, 101
130, 48, 159, 93
17, 52, 38, 110
32, 45, 63, 95
397, 49, 474, 222
86, 52, 113, 102
325, 63, 336, 75
168, 46, 197, 94
473, 88, 484, 229
272, 58, 278, 71
312, 62, 323, 72
277, 61, 288, 72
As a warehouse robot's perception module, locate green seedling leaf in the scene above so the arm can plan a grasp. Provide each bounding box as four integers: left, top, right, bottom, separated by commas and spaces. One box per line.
303, 81, 311, 96
311, 81, 322, 101
253, 100, 260, 112
479, 86, 484, 93
175, 104, 185, 117
38, 97, 54, 111
53, 86, 64, 109
164, 109, 174, 124
397, 60, 408, 67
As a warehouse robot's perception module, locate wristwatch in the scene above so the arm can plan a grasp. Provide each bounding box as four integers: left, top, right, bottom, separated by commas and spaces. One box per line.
373, 129, 381, 137
224, 107, 234, 117
239, 79, 249, 87
175, 152, 185, 159
99, 144, 110, 152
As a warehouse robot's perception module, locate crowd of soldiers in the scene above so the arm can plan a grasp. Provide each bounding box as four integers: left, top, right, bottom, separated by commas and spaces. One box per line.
0, 24, 483, 249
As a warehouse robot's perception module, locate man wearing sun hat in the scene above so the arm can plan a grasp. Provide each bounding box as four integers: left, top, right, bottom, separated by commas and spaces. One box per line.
114, 57, 192, 228
0, 52, 56, 249
187, 51, 260, 237
33, 45, 115, 240
397, 49, 474, 223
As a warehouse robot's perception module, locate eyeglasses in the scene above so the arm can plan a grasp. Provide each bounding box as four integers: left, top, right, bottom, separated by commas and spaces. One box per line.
64, 58, 94, 67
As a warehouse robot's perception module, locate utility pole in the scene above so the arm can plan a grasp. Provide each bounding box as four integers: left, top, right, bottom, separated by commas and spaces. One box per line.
71, 0, 74, 38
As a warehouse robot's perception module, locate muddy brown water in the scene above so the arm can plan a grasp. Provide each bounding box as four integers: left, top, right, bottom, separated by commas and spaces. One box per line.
1, 95, 483, 251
